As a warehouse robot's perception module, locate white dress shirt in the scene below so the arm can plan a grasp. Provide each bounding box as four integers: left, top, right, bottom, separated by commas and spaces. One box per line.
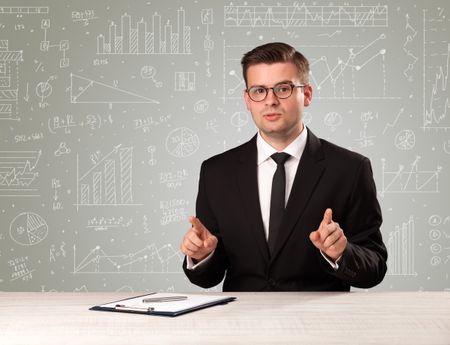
187, 127, 339, 270
256, 128, 307, 240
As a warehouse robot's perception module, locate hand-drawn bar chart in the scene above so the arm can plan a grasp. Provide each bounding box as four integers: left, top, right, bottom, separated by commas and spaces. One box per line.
96, 7, 191, 55
76, 145, 136, 210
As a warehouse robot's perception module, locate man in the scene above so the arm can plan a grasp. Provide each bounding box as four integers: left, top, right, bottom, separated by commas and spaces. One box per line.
180, 42, 387, 291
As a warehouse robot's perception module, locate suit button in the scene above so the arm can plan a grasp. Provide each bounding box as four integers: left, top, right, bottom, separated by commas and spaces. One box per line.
268, 278, 276, 287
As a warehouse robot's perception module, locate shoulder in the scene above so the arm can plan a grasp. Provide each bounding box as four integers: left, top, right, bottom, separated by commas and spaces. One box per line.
201, 135, 256, 169
307, 129, 370, 172
320, 139, 368, 164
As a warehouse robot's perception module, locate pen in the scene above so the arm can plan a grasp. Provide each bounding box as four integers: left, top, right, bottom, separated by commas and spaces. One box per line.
142, 296, 188, 303
115, 304, 154, 313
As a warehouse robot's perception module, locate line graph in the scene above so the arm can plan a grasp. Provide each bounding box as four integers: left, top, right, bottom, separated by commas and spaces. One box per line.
380, 156, 442, 196
422, 9, 450, 130
223, 36, 398, 101
0, 150, 41, 197
224, 4, 388, 28
73, 244, 183, 274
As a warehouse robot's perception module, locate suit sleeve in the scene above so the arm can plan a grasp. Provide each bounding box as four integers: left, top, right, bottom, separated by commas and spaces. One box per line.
331, 157, 388, 288
182, 161, 228, 288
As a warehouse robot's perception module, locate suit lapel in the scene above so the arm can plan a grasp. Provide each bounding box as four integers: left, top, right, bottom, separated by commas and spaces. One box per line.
271, 129, 325, 261
237, 136, 270, 262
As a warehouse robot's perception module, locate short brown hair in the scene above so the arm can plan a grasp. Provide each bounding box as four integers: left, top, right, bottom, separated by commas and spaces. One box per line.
241, 42, 310, 87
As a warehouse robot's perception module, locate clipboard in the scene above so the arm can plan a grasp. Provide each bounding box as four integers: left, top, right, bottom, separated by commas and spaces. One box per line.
90, 293, 236, 317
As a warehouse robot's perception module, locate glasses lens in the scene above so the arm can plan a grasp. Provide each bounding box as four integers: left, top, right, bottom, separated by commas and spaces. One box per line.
273, 83, 293, 99
248, 86, 267, 101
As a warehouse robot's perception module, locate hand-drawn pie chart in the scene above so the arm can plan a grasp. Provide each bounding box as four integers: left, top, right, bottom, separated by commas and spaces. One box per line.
165, 127, 200, 158
9, 212, 48, 246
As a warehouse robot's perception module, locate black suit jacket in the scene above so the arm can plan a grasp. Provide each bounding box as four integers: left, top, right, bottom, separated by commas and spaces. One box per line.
183, 129, 387, 291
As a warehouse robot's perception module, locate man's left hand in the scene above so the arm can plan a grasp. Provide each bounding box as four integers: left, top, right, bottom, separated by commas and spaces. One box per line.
309, 208, 347, 261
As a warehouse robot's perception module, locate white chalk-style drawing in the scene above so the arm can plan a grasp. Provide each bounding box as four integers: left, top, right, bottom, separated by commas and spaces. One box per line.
54, 142, 71, 157
39, 19, 69, 68
429, 214, 450, 266
97, 8, 191, 55
443, 140, 450, 154
76, 144, 138, 210
380, 156, 442, 196
227, 69, 245, 96
147, 145, 157, 166
160, 169, 188, 189
382, 107, 404, 135
355, 110, 378, 148
9, 212, 48, 246
174, 71, 195, 91
206, 119, 218, 133
224, 4, 388, 28
140, 66, 162, 87
160, 198, 189, 226
194, 99, 209, 114
0, 6, 48, 15
71, 9, 98, 26
230, 111, 249, 131
35, 75, 56, 108
50, 241, 66, 262
0, 40, 23, 121
403, 13, 418, 81
386, 216, 416, 276
51, 178, 63, 211
309, 35, 393, 100
73, 244, 184, 274
394, 129, 415, 150
86, 216, 132, 231
422, 9, 450, 130
70, 73, 159, 104
324, 111, 342, 131
8, 256, 35, 282
165, 127, 200, 158
201, 8, 214, 77
355, 122, 375, 148
0, 150, 41, 197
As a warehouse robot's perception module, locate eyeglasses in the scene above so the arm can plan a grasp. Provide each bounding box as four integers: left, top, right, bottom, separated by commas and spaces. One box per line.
246, 82, 307, 102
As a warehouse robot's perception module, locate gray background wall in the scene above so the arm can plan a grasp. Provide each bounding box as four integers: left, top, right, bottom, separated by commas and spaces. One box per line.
0, 0, 449, 292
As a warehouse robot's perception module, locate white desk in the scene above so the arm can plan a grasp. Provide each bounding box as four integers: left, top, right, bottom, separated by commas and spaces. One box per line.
1, 291, 449, 344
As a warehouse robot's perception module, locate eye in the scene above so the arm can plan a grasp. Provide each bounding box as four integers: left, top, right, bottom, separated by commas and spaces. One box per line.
249, 87, 265, 95
274, 84, 291, 93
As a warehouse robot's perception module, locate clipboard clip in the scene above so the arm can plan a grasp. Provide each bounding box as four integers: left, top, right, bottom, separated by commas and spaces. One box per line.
115, 304, 154, 314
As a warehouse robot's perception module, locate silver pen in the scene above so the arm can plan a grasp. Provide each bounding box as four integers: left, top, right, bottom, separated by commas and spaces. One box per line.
142, 295, 188, 303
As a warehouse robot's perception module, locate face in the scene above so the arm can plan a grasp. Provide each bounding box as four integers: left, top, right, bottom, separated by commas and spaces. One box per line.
244, 62, 312, 145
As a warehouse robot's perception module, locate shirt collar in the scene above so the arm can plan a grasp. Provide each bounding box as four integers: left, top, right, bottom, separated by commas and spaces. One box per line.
256, 126, 308, 165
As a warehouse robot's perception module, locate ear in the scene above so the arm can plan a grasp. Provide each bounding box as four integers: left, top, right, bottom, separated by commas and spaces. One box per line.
243, 89, 252, 112
303, 85, 313, 107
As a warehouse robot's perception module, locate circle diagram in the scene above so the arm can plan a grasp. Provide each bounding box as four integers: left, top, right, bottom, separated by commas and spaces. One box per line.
10, 212, 48, 246
165, 127, 200, 158
395, 130, 415, 150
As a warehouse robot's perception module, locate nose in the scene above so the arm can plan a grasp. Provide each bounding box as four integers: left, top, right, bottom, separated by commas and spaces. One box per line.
264, 88, 280, 106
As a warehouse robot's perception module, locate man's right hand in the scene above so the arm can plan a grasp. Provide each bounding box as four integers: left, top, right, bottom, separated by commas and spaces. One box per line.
180, 216, 218, 262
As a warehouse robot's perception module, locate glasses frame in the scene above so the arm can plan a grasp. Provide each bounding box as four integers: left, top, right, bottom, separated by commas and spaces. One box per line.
246, 82, 307, 102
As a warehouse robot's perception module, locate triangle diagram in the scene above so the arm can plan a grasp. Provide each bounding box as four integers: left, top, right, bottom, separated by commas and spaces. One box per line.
70, 73, 159, 104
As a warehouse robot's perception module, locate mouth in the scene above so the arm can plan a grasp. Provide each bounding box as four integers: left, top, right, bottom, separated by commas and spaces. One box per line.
263, 113, 282, 121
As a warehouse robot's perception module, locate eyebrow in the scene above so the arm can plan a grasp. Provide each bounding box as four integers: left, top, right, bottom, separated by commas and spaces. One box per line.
248, 80, 293, 88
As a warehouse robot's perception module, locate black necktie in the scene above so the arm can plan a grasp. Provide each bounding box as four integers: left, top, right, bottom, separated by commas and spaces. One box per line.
268, 152, 291, 255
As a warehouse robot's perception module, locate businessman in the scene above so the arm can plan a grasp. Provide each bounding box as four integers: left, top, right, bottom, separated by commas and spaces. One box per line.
181, 42, 387, 291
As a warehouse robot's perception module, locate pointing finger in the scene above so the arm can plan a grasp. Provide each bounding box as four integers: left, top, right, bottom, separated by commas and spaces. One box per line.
189, 216, 206, 233
323, 208, 333, 225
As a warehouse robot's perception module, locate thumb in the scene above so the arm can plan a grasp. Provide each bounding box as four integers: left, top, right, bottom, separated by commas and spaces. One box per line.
322, 208, 333, 225
203, 235, 217, 249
